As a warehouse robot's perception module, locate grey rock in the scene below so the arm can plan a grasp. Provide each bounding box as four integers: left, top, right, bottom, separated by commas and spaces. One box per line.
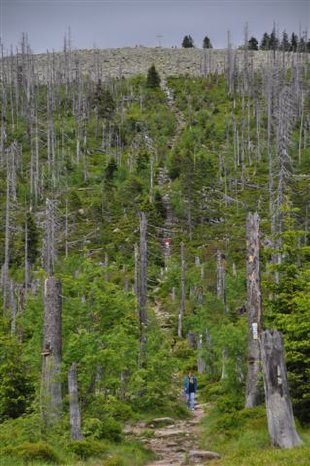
188, 449, 221, 461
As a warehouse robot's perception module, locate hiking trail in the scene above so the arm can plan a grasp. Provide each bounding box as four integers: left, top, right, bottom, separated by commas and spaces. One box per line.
124, 402, 221, 465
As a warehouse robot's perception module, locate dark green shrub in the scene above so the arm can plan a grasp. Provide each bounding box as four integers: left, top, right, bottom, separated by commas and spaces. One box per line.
13, 442, 60, 464
83, 416, 123, 442
67, 439, 108, 459
216, 394, 243, 413
100, 416, 123, 442
0, 336, 34, 421
214, 412, 241, 434
90, 395, 134, 422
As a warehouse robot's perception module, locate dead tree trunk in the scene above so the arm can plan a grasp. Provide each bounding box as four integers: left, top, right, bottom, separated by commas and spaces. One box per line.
68, 362, 83, 440
245, 212, 262, 407
216, 250, 226, 310
138, 212, 147, 366
134, 243, 139, 296
41, 276, 63, 426
139, 212, 147, 326
261, 330, 302, 448
217, 250, 228, 379
178, 241, 185, 338
197, 334, 206, 374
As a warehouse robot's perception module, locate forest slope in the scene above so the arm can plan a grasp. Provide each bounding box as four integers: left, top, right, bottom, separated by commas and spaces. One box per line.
0, 44, 309, 465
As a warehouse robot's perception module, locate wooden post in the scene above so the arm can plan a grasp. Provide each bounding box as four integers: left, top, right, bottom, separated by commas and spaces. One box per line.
245, 212, 262, 407
261, 330, 302, 448
41, 276, 62, 426
178, 241, 185, 338
68, 362, 83, 440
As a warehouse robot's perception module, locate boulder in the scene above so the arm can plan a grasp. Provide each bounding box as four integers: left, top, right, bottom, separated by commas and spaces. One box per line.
147, 417, 175, 427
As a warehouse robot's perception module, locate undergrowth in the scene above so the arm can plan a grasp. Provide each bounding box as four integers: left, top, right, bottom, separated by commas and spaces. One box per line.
200, 382, 310, 466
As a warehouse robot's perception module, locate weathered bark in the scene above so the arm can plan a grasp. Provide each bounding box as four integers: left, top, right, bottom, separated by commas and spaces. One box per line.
43, 198, 58, 275
104, 252, 109, 282
216, 249, 228, 378
68, 362, 83, 440
24, 213, 30, 290
221, 347, 229, 381
261, 330, 302, 448
177, 242, 185, 338
138, 212, 147, 366
245, 212, 263, 407
134, 243, 139, 296
41, 276, 62, 426
138, 212, 147, 327
9, 280, 17, 334
216, 250, 227, 311
197, 334, 206, 374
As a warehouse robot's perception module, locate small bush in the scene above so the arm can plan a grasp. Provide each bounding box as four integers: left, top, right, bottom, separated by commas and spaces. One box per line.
83, 416, 123, 442
204, 381, 224, 401
103, 455, 125, 466
92, 395, 134, 422
214, 412, 242, 434
216, 394, 243, 413
2, 442, 61, 464
100, 416, 123, 442
67, 439, 108, 459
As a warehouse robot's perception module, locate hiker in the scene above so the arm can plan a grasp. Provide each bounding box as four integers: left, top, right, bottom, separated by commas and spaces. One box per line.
183, 369, 197, 411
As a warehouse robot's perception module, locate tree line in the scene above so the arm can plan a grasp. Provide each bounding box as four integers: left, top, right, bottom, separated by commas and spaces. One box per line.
182, 28, 310, 52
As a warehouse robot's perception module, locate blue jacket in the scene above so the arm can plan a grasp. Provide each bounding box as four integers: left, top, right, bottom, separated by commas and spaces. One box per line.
183, 375, 197, 394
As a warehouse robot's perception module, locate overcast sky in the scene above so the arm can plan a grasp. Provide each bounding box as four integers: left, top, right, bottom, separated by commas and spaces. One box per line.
0, 0, 309, 54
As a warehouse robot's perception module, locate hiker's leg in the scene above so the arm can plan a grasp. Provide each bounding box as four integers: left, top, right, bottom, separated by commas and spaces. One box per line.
186, 393, 190, 408
189, 392, 195, 410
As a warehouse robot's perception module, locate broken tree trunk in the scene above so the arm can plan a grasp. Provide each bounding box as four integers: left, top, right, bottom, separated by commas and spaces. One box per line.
216, 250, 228, 379
138, 212, 147, 326
245, 212, 262, 407
216, 250, 226, 311
41, 276, 63, 426
178, 241, 185, 338
261, 330, 302, 448
138, 212, 147, 366
68, 362, 83, 440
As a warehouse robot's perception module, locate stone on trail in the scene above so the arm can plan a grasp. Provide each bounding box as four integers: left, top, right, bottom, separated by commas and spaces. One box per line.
154, 428, 187, 438
189, 449, 221, 461
148, 416, 175, 427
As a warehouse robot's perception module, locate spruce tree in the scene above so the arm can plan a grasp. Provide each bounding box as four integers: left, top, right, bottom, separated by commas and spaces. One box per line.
260, 32, 270, 50
146, 64, 161, 88
182, 35, 194, 48
202, 36, 212, 49
280, 30, 290, 51
269, 27, 279, 51
290, 32, 298, 51
248, 36, 258, 50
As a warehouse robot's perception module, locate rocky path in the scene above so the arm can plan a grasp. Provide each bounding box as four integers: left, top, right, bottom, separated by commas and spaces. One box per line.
124, 403, 220, 465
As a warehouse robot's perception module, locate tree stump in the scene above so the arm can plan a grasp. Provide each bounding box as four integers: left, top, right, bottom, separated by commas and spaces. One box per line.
261, 330, 302, 448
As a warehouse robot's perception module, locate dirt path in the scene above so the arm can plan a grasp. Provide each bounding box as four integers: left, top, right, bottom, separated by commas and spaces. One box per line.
124, 402, 220, 465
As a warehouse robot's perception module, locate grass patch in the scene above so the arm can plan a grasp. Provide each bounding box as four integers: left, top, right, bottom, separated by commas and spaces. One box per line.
201, 402, 310, 466
0, 414, 154, 466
